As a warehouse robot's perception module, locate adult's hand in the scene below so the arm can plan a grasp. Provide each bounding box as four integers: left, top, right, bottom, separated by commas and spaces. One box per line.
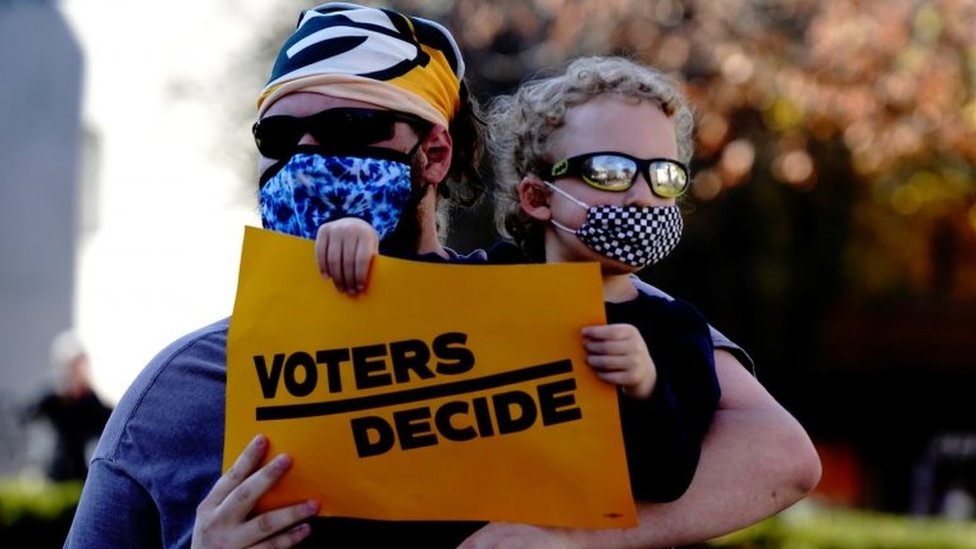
192, 434, 319, 549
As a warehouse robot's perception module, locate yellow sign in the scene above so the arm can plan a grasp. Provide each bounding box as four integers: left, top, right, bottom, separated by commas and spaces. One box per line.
225, 226, 637, 528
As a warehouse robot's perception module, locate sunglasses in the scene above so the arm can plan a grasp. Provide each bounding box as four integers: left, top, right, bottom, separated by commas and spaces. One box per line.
252, 108, 431, 160
547, 151, 691, 198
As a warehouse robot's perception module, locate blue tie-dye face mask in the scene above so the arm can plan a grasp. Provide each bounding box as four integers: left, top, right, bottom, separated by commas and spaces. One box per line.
258, 146, 415, 240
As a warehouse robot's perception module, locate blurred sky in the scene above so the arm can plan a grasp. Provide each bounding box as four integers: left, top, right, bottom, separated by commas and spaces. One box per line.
62, 0, 274, 402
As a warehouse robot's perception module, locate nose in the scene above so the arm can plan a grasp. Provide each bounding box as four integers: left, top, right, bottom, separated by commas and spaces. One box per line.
625, 176, 671, 207
297, 132, 319, 146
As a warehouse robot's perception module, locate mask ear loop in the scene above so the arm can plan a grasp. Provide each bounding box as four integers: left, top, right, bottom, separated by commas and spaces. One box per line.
406, 132, 426, 159
406, 135, 432, 201
383, 130, 438, 257
404, 121, 436, 197
542, 180, 589, 235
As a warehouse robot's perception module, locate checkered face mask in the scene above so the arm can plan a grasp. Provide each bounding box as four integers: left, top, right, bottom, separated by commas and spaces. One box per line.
545, 182, 683, 269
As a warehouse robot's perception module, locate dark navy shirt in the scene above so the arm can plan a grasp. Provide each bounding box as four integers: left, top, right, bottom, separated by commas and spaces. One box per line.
607, 293, 720, 501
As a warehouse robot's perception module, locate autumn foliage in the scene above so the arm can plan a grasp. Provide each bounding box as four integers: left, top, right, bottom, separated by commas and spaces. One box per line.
406, 0, 976, 301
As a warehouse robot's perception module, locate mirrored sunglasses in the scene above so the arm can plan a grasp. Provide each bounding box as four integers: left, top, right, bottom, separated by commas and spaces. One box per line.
548, 151, 691, 198
252, 108, 431, 160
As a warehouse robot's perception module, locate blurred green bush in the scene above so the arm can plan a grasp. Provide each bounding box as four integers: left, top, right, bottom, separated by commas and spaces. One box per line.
3, 481, 976, 549
0, 478, 82, 548
707, 502, 976, 549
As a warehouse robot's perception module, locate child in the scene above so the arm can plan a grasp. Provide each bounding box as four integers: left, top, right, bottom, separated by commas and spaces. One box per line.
482, 55, 719, 501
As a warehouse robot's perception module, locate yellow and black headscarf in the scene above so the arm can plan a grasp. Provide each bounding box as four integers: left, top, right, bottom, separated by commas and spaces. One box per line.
257, 2, 465, 127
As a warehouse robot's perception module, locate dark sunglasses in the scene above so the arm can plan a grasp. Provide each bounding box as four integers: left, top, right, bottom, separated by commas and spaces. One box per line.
547, 151, 691, 198
252, 108, 431, 160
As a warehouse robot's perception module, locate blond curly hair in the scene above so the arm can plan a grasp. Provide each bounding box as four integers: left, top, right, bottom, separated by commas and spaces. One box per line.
486, 55, 694, 260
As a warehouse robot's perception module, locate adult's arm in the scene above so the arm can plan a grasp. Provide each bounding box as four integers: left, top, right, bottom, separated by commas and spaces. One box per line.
66, 320, 231, 549
65, 457, 163, 548
458, 349, 822, 548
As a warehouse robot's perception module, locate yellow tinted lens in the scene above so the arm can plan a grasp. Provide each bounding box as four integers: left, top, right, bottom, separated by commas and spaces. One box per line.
583, 155, 637, 191
648, 161, 689, 198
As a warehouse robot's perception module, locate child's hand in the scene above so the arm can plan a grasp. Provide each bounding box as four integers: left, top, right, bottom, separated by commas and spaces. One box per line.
314, 217, 379, 295
581, 324, 657, 400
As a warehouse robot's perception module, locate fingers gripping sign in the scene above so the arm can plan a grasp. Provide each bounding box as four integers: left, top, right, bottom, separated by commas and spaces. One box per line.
315, 218, 380, 296
193, 434, 319, 549
581, 324, 657, 400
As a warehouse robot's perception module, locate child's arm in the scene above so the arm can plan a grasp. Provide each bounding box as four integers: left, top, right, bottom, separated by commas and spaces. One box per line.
314, 218, 379, 295
581, 324, 657, 400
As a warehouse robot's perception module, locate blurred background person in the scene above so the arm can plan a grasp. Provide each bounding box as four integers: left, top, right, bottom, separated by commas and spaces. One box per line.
21, 329, 112, 482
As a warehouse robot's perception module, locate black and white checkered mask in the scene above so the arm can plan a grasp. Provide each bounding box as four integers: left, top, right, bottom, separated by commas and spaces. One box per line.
546, 182, 683, 269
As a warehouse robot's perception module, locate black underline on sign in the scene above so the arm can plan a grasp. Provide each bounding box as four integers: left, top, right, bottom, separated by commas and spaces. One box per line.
255, 359, 573, 421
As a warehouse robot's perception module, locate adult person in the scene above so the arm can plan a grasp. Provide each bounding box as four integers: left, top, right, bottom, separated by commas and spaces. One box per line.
66, 4, 820, 548
66, 4, 485, 548
22, 329, 112, 482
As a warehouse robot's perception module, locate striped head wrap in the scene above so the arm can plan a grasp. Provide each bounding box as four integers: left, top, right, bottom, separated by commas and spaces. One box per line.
257, 2, 465, 127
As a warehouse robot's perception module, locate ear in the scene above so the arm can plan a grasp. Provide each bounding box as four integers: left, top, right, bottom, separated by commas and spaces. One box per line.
418, 124, 452, 186
517, 175, 552, 221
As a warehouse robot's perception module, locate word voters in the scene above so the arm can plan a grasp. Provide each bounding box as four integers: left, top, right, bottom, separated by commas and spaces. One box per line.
253, 332, 475, 397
